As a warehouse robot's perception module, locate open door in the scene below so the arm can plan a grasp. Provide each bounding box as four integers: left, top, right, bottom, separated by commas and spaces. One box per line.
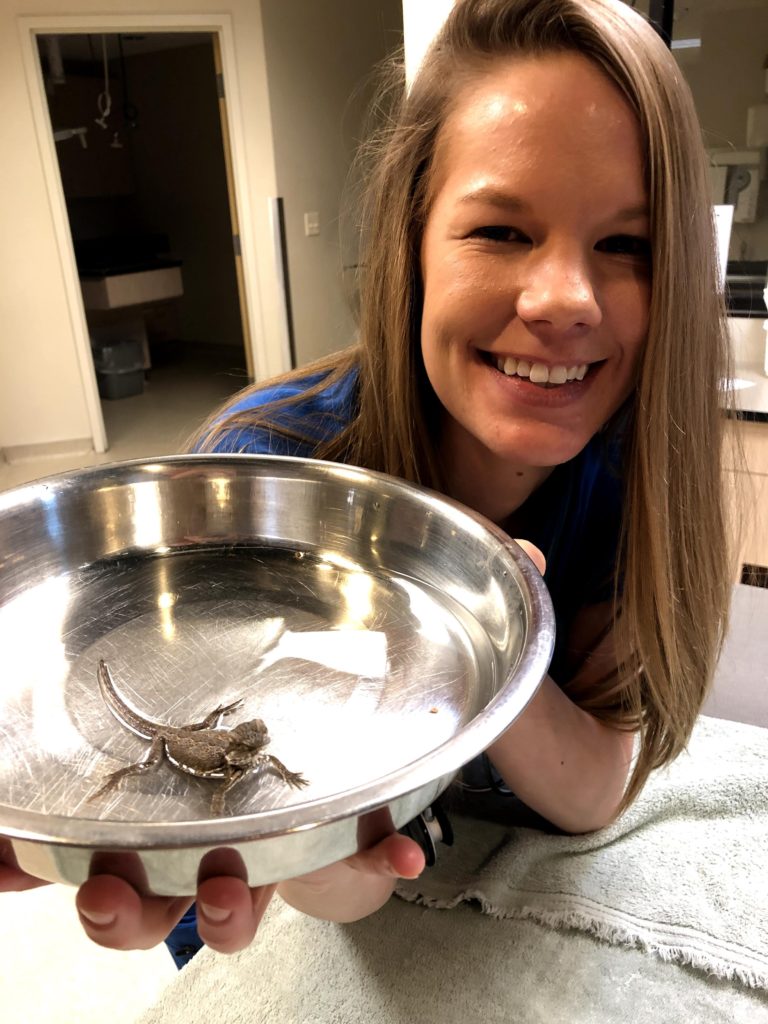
33, 29, 253, 452
19, 13, 270, 458
212, 35, 254, 380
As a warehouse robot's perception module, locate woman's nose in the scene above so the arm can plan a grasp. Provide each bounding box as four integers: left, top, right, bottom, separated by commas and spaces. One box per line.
515, 249, 602, 333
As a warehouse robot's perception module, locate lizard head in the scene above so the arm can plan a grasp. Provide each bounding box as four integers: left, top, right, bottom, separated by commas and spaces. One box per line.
228, 719, 269, 748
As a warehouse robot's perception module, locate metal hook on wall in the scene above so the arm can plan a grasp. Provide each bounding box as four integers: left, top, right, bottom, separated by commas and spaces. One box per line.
95, 34, 112, 129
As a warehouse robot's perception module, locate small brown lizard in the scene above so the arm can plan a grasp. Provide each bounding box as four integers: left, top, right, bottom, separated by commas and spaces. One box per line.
89, 659, 308, 815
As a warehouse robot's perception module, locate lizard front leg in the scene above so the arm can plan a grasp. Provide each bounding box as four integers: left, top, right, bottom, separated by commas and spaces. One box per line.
264, 754, 309, 790
87, 735, 166, 803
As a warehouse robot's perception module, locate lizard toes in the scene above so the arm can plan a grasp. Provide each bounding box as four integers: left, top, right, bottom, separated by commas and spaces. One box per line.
221, 698, 246, 715
86, 779, 116, 804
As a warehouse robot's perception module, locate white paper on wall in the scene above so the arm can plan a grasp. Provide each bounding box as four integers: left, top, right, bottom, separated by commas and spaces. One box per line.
402, 0, 457, 87
713, 204, 734, 292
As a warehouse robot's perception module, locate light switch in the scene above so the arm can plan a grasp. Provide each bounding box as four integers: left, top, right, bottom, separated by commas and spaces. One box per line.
304, 212, 320, 236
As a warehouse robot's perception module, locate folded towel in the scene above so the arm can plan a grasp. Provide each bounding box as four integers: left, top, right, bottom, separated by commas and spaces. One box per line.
398, 715, 768, 989
138, 896, 768, 1024
137, 716, 768, 1024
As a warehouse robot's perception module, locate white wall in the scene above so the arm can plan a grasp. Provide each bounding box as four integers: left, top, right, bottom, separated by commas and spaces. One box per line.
0, 0, 283, 453
260, 0, 403, 367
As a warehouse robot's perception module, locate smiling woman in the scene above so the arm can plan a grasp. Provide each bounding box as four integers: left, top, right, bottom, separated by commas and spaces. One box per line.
182, 0, 731, 935
190, 0, 732, 808
2, 0, 736, 962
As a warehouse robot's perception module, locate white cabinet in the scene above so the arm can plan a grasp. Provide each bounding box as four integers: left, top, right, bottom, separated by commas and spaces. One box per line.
726, 419, 768, 574
80, 267, 183, 310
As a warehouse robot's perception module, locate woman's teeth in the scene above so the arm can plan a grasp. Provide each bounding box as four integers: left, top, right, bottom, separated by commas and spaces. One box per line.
495, 357, 588, 385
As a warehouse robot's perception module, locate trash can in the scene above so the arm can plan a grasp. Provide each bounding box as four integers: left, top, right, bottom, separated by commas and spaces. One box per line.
92, 338, 145, 400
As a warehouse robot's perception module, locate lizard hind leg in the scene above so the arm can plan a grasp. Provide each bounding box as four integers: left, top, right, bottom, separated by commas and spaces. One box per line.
210, 767, 247, 816
182, 698, 246, 732
87, 735, 166, 804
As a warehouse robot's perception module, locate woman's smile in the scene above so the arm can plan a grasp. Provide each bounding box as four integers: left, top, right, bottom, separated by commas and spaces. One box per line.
491, 356, 591, 386
477, 347, 603, 404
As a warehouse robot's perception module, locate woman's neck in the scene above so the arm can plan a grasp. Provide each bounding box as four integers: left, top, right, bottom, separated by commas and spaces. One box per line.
438, 420, 554, 524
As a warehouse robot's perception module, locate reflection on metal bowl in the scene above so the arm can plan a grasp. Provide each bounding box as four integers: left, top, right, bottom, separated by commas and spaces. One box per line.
0, 455, 554, 895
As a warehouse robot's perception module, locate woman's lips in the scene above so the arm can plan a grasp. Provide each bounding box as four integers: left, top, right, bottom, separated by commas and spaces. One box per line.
494, 354, 590, 385
478, 349, 603, 406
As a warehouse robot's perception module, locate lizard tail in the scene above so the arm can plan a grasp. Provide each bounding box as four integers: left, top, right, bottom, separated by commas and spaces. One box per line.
97, 659, 160, 740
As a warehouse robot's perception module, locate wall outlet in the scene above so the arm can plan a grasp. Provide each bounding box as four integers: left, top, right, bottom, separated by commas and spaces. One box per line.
304, 212, 320, 236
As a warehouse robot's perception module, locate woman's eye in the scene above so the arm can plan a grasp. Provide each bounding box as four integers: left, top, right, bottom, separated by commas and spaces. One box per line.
470, 226, 529, 244
596, 234, 651, 259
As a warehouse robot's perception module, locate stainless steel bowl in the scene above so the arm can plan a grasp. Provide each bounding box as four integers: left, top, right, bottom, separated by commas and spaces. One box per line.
0, 455, 554, 895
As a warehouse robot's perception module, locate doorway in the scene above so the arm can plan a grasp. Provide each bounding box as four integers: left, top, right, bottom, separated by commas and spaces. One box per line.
35, 30, 252, 453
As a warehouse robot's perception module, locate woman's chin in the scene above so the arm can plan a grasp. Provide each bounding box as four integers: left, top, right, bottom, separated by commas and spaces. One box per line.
486, 426, 593, 470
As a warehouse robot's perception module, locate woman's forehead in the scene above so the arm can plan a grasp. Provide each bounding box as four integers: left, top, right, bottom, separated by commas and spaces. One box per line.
429, 52, 645, 204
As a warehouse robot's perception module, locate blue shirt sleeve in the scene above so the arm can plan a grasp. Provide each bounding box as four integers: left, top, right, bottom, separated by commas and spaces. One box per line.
196, 372, 358, 456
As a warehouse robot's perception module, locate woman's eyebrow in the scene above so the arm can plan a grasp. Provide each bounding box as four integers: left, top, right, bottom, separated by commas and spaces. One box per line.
457, 186, 649, 223
614, 202, 650, 221
457, 186, 529, 211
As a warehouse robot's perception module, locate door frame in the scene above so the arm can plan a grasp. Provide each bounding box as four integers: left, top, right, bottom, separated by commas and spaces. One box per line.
18, 13, 267, 453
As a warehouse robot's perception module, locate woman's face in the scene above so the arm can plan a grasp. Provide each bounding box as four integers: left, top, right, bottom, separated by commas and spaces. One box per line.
420, 52, 651, 483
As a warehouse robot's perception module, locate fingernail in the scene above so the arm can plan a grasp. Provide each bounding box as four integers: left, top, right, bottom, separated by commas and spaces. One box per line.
79, 908, 117, 927
400, 867, 423, 880
199, 902, 232, 924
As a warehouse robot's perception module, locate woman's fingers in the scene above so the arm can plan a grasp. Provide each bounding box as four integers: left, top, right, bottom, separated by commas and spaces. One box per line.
194, 845, 276, 953
279, 832, 426, 923
77, 870, 275, 954
514, 539, 546, 576
76, 874, 192, 951
0, 866, 48, 891
3, 840, 196, 951
343, 832, 425, 879
49, 833, 422, 954
196, 876, 276, 954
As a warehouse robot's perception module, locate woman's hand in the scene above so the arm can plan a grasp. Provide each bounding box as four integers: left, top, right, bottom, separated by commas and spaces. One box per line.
515, 539, 546, 576
2, 832, 424, 955
0, 838, 196, 949
278, 831, 425, 924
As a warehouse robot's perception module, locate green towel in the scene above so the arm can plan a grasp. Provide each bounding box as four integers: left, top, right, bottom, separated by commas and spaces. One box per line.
398, 715, 768, 988
136, 716, 768, 1024
138, 897, 768, 1024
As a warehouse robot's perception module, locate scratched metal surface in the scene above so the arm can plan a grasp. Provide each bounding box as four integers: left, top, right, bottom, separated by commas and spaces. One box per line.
0, 456, 554, 862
